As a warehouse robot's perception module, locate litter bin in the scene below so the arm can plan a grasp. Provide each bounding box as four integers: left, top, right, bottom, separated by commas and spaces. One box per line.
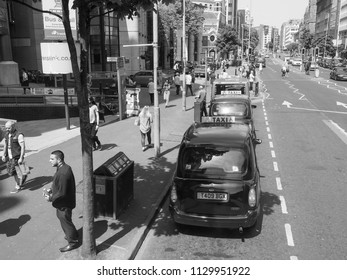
93, 152, 134, 219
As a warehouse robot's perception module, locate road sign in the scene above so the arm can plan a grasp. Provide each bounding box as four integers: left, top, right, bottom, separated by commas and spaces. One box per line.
107, 57, 117, 62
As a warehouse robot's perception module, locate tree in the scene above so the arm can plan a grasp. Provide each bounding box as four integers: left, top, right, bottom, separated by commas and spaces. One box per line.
215, 25, 240, 58
9, 0, 168, 259
286, 42, 299, 55
299, 27, 314, 50
313, 34, 336, 57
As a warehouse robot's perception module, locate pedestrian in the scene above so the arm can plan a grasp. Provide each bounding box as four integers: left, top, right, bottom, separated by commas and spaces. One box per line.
135, 106, 153, 151
210, 71, 216, 85
174, 72, 181, 95
196, 86, 208, 117
163, 79, 171, 108
1, 120, 29, 194
147, 78, 155, 105
221, 69, 228, 79
44, 150, 79, 253
249, 70, 255, 93
89, 97, 102, 151
259, 62, 263, 74
185, 72, 193, 96
20, 68, 30, 94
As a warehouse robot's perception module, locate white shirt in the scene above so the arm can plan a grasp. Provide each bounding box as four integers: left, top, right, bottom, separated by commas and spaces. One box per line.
89, 104, 99, 124
7, 133, 24, 159
185, 74, 192, 85
221, 72, 228, 79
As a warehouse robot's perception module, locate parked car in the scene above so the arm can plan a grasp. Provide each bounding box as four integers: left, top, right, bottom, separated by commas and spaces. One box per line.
330, 58, 344, 69
169, 120, 262, 231
132, 70, 174, 87
291, 57, 302, 66
310, 62, 319, 71
255, 57, 266, 68
209, 95, 257, 139
330, 67, 347, 81
212, 79, 250, 99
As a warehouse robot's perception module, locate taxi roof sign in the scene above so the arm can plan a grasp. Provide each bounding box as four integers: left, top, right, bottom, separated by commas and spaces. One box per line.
202, 116, 236, 123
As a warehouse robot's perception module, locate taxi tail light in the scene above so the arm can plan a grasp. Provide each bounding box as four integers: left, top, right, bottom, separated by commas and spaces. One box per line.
171, 184, 178, 203
248, 187, 256, 208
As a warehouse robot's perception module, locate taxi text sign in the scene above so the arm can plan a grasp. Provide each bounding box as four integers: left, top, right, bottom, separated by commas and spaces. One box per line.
41, 42, 80, 74
202, 116, 235, 123
42, 0, 77, 40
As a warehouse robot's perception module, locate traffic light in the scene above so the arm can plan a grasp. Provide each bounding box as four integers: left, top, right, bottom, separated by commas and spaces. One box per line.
248, 47, 252, 55
315, 47, 319, 58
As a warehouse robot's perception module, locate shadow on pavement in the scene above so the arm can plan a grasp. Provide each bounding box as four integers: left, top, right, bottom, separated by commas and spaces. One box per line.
0, 214, 31, 237
22, 175, 53, 191
93, 156, 176, 256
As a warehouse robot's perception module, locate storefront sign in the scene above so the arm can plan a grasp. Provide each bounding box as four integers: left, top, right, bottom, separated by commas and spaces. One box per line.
42, 0, 77, 40
41, 42, 80, 74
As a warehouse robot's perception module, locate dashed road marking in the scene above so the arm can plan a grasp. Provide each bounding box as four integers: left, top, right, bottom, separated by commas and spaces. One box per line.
273, 161, 279, 171
268, 134, 272, 140
271, 150, 276, 158
285, 224, 295, 246
269, 141, 273, 148
280, 196, 288, 214
276, 177, 283, 190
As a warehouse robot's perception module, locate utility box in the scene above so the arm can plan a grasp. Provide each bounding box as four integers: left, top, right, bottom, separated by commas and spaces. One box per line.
93, 152, 134, 219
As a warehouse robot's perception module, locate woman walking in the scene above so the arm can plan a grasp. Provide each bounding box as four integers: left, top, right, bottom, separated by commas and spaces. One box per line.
137, 106, 153, 151
163, 79, 171, 108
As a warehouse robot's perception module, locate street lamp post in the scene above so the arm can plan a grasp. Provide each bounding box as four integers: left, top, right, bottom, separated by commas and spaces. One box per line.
153, 4, 160, 156
182, 0, 186, 111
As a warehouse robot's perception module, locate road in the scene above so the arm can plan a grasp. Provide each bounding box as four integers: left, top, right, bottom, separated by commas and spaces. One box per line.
135, 58, 347, 260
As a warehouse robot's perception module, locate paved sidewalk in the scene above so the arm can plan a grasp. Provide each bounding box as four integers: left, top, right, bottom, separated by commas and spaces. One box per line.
0, 80, 203, 260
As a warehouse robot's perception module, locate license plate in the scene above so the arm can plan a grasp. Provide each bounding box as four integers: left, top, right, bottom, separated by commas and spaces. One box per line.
197, 192, 228, 201
221, 90, 241, 95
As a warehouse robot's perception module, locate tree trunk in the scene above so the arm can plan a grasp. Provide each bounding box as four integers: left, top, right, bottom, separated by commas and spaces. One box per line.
62, 0, 96, 259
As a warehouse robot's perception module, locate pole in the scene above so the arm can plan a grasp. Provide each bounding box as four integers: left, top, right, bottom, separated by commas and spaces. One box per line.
336, 0, 342, 57
182, 0, 186, 111
63, 74, 70, 130
153, 4, 160, 156
241, 25, 244, 60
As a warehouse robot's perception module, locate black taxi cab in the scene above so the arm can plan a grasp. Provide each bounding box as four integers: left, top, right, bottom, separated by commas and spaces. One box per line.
169, 119, 262, 232
212, 79, 250, 100
209, 95, 257, 138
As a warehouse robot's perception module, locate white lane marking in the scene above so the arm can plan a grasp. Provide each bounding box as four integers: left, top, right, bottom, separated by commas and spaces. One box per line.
323, 120, 347, 145
266, 127, 270, 132
290, 256, 298, 260
265, 116, 268, 121
265, 121, 269, 126
264, 112, 267, 116
285, 224, 295, 246
269, 141, 273, 148
268, 134, 272, 140
276, 177, 283, 190
280, 196, 288, 214
271, 150, 276, 158
273, 161, 279, 171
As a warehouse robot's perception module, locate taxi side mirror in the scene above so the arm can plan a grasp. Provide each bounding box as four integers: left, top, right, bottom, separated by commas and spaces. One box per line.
251, 105, 257, 108
254, 139, 262, 145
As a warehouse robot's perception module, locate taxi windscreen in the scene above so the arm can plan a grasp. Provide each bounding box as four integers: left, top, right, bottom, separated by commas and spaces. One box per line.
211, 103, 247, 116
215, 84, 245, 95
180, 147, 248, 178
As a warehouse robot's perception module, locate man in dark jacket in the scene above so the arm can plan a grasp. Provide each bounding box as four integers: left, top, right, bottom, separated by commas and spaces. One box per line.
45, 150, 79, 252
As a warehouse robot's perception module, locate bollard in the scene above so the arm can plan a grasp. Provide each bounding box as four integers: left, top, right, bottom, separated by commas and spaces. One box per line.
315, 68, 319, 78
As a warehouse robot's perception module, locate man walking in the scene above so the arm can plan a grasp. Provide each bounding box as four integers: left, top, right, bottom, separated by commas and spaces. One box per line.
185, 72, 193, 96
174, 73, 181, 95
147, 78, 155, 105
1, 121, 28, 194
89, 97, 101, 151
45, 150, 79, 253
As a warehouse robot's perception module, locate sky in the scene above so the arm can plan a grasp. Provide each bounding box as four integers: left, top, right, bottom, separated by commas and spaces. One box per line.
238, 0, 310, 29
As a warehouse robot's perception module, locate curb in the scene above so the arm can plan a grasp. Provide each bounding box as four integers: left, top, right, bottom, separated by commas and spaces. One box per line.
129, 179, 172, 259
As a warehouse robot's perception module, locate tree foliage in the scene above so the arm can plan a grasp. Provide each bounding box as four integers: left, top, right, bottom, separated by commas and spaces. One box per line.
299, 27, 314, 49
313, 34, 336, 57
215, 25, 240, 57
158, 0, 205, 36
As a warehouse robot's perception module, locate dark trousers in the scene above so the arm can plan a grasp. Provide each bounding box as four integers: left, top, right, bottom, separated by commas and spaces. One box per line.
149, 93, 154, 105
56, 208, 78, 244
186, 84, 193, 96
175, 85, 180, 95
91, 122, 101, 148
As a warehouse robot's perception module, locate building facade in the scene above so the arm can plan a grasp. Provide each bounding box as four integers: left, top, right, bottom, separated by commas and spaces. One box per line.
280, 19, 301, 50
